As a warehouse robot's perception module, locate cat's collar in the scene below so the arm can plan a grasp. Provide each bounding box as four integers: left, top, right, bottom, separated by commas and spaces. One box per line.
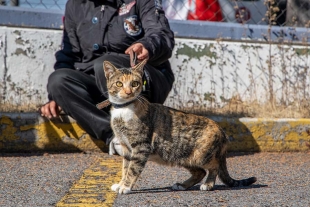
96, 99, 136, 109
111, 100, 136, 109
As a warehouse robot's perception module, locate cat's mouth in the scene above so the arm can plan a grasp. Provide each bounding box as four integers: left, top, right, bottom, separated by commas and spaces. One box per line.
109, 95, 137, 105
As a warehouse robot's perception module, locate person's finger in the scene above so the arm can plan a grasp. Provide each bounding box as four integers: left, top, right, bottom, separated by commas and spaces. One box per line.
125, 43, 142, 54
137, 52, 149, 60
40, 103, 52, 118
137, 48, 149, 60
125, 44, 135, 54
130, 45, 142, 55
124, 47, 132, 54
40, 101, 60, 119
49, 101, 60, 118
125, 43, 149, 62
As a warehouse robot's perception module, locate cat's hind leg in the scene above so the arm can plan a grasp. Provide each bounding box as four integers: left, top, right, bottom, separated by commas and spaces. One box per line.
200, 168, 218, 191
172, 167, 206, 191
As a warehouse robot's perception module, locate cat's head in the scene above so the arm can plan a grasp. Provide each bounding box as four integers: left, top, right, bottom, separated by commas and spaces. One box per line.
103, 60, 147, 104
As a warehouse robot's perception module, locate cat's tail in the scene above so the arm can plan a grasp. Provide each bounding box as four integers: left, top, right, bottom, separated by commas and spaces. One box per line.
218, 154, 257, 187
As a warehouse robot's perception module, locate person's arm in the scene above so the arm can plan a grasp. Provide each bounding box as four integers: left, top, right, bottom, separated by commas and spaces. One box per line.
134, 0, 175, 66
54, 0, 82, 70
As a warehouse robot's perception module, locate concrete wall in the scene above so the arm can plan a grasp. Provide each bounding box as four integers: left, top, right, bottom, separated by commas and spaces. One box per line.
0, 27, 61, 111
1, 26, 310, 117
167, 39, 310, 118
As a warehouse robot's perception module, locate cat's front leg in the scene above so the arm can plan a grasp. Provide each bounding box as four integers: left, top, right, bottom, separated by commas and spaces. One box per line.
111, 157, 129, 192
115, 145, 150, 194
111, 147, 131, 192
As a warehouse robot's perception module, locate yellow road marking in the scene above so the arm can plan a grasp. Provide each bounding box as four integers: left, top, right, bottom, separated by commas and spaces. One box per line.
56, 155, 122, 207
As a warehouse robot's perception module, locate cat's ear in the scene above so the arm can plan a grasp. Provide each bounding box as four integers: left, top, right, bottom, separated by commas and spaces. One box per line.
103, 61, 118, 79
131, 59, 147, 75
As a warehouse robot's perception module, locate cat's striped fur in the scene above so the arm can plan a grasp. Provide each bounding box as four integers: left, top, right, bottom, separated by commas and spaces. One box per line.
103, 60, 257, 194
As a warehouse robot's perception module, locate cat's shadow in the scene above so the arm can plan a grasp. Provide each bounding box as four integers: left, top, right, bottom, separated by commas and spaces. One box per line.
131, 184, 268, 194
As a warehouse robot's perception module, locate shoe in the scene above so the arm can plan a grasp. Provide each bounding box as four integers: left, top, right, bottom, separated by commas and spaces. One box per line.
109, 136, 123, 156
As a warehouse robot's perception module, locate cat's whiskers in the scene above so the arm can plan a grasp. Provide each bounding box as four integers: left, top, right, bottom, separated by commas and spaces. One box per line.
100, 92, 109, 98
136, 95, 149, 109
138, 95, 148, 103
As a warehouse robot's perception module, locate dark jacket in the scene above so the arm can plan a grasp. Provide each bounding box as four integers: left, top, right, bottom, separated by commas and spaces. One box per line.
54, 0, 175, 72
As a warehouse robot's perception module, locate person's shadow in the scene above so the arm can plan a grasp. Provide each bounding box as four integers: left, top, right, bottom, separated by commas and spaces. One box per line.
211, 116, 260, 153
41, 114, 109, 153
0, 112, 108, 155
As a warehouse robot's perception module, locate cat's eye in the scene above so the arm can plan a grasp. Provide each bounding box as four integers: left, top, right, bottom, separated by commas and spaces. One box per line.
131, 81, 140, 87
116, 81, 123, 87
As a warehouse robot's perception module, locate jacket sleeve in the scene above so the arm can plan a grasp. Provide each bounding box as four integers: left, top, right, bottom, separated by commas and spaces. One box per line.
136, 0, 175, 66
54, 0, 82, 70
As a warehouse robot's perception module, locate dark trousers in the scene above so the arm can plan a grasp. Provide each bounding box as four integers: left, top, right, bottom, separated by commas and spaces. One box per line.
47, 53, 174, 144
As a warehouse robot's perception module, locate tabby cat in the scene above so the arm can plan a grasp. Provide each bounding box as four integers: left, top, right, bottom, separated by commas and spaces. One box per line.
103, 60, 257, 194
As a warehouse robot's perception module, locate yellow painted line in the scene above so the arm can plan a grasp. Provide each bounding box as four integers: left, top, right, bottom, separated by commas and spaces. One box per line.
56, 155, 122, 207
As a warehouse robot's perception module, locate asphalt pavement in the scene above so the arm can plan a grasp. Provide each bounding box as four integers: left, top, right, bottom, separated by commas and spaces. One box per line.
114, 152, 310, 207
0, 152, 309, 207
0, 152, 100, 207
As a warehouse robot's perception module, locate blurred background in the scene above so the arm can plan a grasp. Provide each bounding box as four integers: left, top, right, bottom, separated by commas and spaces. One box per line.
1, 0, 309, 27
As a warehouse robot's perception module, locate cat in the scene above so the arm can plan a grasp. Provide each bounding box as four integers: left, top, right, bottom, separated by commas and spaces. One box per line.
102, 60, 257, 194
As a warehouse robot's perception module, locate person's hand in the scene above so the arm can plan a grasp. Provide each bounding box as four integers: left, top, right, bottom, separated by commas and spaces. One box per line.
39, 101, 62, 119
125, 43, 149, 61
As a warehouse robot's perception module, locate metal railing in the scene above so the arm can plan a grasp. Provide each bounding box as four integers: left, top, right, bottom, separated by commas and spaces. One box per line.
0, 0, 309, 28
1, 0, 65, 10
1, 0, 18, 6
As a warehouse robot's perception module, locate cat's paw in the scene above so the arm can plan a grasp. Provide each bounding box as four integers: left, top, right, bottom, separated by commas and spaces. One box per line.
111, 183, 131, 194
172, 183, 186, 191
118, 186, 132, 194
200, 184, 214, 191
111, 183, 121, 192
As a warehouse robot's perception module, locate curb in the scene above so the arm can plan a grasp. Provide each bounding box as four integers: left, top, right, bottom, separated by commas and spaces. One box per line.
1, 113, 310, 152
0, 113, 108, 153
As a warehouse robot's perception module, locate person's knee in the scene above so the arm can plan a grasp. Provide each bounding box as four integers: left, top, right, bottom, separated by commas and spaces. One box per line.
47, 69, 71, 93
94, 53, 130, 74
94, 58, 104, 75
93, 54, 112, 75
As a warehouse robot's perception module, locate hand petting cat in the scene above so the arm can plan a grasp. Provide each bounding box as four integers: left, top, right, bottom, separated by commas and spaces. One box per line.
125, 43, 149, 61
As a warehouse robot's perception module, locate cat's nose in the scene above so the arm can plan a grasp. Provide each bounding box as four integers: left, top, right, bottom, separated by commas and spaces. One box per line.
125, 88, 132, 95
